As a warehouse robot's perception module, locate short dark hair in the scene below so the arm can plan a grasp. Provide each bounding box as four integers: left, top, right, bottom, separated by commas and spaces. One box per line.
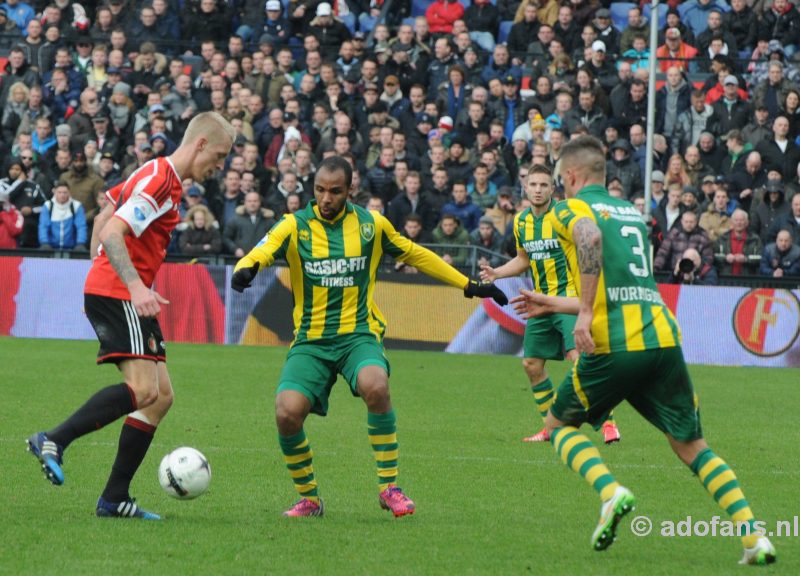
317, 155, 353, 190
560, 135, 606, 179
529, 164, 552, 177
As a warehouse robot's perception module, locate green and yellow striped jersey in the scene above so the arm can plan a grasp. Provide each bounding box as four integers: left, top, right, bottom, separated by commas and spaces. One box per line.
236, 201, 469, 345
546, 184, 682, 354
513, 203, 576, 298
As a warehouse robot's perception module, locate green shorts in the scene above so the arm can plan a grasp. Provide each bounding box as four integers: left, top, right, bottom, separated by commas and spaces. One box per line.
550, 346, 703, 441
523, 314, 577, 360
277, 333, 391, 416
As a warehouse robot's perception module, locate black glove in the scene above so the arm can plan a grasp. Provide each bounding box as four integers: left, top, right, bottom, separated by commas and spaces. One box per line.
231, 262, 260, 293
464, 279, 508, 306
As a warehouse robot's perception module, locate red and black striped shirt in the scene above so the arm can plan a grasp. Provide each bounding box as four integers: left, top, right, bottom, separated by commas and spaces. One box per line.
85, 157, 182, 299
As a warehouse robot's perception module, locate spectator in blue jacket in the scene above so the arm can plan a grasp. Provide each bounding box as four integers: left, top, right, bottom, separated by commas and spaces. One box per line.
0, 0, 35, 33
681, 0, 730, 37
760, 228, 800, 277
31, 116, 57, 158
42, 68, 81, 124
440, 180, 483, 232
38, 181, 87, 250
248, 0, 291, 46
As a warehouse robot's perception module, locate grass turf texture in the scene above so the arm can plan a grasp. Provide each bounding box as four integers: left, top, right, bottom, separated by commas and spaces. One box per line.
1, 337, 797, 575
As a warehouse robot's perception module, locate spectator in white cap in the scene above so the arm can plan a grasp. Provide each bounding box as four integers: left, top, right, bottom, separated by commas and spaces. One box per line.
247, 0, 290, 47
656, 26, 699, 74
587, 39, 617, 93
710, 74, 751, 136
306, 1, 352, 60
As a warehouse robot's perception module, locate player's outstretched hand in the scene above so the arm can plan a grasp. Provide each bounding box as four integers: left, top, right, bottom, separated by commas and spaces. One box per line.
464, 279, 508, 305
478, 263, 497, 283
510, 289, 552, 319
231, 262, 260, 293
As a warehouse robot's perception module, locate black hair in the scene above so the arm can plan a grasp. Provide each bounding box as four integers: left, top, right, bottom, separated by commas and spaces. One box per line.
317, 155, 353, 190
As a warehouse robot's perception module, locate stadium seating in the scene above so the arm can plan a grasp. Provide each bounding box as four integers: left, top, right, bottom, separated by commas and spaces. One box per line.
610, 2, 636, 31
411, 0, 431, 17
677, 2, 693, 19
181, 54, 204, 76
498, 20, 513, 45
642, 2, 668, 29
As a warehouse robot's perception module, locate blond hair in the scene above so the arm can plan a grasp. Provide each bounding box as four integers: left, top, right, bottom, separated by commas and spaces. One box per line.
185, 204, 217, 230
181, 112, 236, 147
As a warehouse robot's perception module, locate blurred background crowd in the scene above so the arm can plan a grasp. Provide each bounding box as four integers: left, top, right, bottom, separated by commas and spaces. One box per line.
0, 0, 799, 282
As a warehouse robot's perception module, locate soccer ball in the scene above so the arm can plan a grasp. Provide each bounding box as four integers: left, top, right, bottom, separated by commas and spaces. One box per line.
158, 447, 211, 500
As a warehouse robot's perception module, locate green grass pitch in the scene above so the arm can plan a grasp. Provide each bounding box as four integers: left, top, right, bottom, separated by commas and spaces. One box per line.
1, 337, 797, 575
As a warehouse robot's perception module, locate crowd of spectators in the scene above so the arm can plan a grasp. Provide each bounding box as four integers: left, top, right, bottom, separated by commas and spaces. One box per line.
1, 0, 800, 281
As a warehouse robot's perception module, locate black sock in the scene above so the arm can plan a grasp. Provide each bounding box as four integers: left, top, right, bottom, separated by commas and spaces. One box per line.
47, 383, 137, 448
101, 416, 156, 503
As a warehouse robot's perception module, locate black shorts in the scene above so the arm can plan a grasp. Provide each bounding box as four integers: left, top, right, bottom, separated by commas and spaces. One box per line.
84, 294, 166, 364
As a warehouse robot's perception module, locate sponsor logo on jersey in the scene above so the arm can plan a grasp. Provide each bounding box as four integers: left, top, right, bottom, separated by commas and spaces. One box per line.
134, 207, 147, 221
590, 202, 641, 223
523, 238, 561, 260
360, 223, 375, 242
304, 256, 368, 276
733, 288, 800, 357
256, 233, 269, 247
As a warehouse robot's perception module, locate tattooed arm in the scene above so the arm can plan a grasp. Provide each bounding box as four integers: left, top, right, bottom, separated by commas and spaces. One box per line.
98, 217, 167, 317
572, 217, 603, 354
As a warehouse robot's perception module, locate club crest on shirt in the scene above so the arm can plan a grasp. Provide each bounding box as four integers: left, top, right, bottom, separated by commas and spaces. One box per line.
360, 223, 375, 242
298, 229, 310, 241
148, 335, 157, 353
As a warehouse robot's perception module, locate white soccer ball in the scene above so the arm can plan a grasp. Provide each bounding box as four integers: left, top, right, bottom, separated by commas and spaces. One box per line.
158, 447, 211, 500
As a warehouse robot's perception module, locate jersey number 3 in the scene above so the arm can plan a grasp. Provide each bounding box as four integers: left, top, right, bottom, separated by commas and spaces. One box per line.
620, 225, 649, 278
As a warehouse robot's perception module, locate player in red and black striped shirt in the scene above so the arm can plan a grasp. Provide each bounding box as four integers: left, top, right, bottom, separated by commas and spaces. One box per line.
27, 112, 235, 519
